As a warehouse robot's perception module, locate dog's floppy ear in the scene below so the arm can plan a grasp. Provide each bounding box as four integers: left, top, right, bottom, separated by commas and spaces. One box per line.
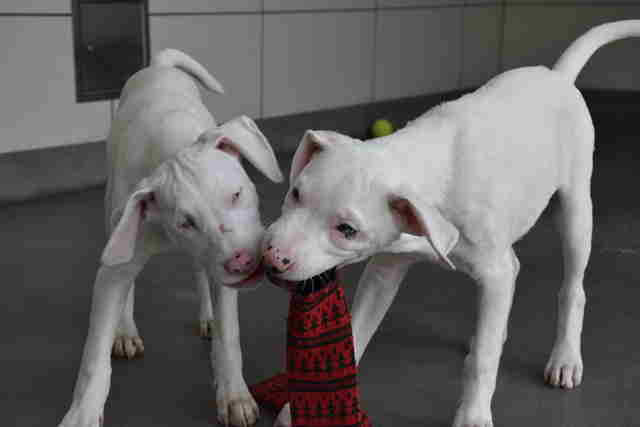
101, 188, 155, 267
290, 130, 340, 182
389, 194, 459, 270
200, 116, 284, 183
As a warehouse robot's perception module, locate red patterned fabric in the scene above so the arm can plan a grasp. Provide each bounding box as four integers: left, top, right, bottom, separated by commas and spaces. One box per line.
250, 271, 371, 427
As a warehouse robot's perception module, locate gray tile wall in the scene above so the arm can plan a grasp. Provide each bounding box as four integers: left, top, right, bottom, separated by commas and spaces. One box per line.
150, 14, 263, 121
0, 0, 638, 155
502, 4, 640, 90
262, 11, 375, 116
0, 17, 109, 154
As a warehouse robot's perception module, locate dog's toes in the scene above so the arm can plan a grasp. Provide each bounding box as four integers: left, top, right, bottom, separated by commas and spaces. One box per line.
560, 365, 575, 389
199, 319, 215, 339
112, 337, 124, 358
573, 363, 584, 387
544, 364, 561, 387
216, 402, 229, 427
452, 402, 493, 427
216, 385, 260, 427
544, 343, 583, 389
242, 401, 258, 427
227, 398, 259, 427
112, 335, 144, 359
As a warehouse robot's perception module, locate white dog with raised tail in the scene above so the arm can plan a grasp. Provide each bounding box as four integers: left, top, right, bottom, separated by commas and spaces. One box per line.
59, 49, 283, 427
262, 21, 640, 427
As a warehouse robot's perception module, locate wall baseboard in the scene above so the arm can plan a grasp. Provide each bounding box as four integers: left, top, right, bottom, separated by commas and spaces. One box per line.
0, 88, 637, 206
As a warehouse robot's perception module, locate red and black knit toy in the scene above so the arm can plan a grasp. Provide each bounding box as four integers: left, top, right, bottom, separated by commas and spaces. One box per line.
250, 268, 372, 427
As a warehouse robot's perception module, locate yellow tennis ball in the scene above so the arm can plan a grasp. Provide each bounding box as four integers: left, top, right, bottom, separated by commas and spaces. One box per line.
370, 119, 394, 138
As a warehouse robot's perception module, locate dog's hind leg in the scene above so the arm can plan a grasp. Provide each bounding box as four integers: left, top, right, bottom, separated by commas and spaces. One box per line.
545, 132, 593, 389
113, 280, 145, 359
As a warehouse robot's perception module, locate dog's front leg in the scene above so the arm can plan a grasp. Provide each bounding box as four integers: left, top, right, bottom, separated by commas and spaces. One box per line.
453, 250, 518, 427
59, 260, 145, 427
351, 253, 415, 365
195, 269, 215, 338
211, 283, 259, 427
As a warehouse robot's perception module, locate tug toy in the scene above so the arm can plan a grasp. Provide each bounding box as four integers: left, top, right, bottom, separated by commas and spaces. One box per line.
250, 268, 372, 426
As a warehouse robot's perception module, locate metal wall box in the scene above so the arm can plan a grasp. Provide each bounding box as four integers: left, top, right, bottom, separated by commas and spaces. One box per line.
72, 0, 149, 102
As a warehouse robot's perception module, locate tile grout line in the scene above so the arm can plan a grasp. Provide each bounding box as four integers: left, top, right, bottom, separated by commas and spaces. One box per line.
0, 2, 636, 18
147, 5, 497, 17
371, 4, 379, 103
0, 13, 71, 17
458, 4, 465, 90
498, 0, 507, 72
259, 0, 265, 119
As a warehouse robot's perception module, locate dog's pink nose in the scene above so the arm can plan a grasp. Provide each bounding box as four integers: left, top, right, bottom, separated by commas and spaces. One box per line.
224, 250, 255, 275
263, 245, 293, 274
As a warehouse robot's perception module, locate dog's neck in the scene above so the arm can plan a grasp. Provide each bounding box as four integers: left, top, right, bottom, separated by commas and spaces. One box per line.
372, 113, 455, 204
294, 268, 337, 295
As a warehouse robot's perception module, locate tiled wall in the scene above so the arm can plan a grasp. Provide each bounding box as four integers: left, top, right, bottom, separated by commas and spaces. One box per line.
0, 0, 639, 155
503, 2, 640, 90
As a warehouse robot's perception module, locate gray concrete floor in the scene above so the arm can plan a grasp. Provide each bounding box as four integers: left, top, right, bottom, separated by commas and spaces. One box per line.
3, 120, 640, 426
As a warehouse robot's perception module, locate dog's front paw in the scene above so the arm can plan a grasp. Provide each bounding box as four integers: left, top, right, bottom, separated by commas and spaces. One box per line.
58, 405, 103, 427
112, 335, 144, 359
216, 381, 260, 427
112, 319, 144, 359
452, 403, 493, 427
544, 341, 583, 389
274, 403, 291, 427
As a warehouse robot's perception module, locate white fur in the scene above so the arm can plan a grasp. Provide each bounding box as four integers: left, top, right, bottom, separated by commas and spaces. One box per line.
264, 21, 640, 427
59, 49, 282, 427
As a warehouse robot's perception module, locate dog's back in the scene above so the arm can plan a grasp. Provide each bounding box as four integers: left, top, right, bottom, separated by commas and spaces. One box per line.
431, 66, 593, 247
105, 50, 222, 224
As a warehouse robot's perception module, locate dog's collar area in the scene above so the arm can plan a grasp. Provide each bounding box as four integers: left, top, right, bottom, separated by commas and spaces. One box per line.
294, 268, 337, 295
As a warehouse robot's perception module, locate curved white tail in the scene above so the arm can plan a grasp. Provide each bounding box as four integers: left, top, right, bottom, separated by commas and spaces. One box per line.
554, 20, 640, 83
151, 48, 224, 94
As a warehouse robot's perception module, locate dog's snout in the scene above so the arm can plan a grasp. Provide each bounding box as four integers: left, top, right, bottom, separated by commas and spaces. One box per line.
263, 245, 294, 274
224, 249, 255, 274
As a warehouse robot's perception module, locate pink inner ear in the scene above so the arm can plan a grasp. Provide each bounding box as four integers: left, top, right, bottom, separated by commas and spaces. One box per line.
305, 143, 321, 166
217, 136, 241, 158
391, 198, 426, 236
293, 142, 321, 179
138, 192, 154, 220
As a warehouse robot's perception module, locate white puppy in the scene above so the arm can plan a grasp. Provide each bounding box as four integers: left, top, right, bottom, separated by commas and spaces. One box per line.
262, 21, 640, 427
59, 49, 283, 427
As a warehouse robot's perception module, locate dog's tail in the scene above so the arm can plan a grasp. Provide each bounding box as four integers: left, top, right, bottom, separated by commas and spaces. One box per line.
553, 20, 640, 83
151, 48, 224, 94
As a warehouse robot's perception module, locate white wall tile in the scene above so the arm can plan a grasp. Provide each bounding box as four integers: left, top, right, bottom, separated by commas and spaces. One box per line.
375, 8, 462, 100
465, 0, 500, 4
506, 0, 637, 4
503, 5, 640, 90
461, 5, 502, 87
262, 12, 375, 117
150, 15, 261, 123
0, 18, 109, 154
149, 0, 261, 14
265, 0, 374, 11
0, 0, 69, 14
378, 0, 464, 7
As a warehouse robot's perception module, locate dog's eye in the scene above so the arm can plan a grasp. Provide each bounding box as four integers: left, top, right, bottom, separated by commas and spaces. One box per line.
336, 223, 357, 239
232, 188, 242, 204
291, 187, 301, 203
179, 214, 198, 231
